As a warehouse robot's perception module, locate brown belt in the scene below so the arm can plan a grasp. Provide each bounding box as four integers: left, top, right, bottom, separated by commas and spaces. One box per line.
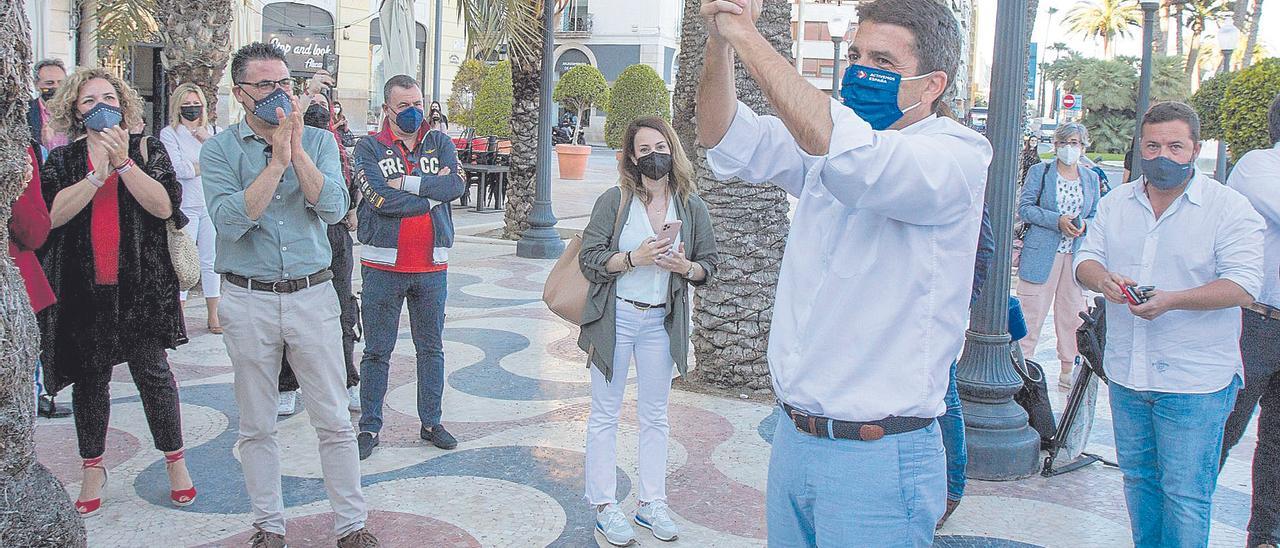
1247, 302, 1280, 321
224, 270, 333, 294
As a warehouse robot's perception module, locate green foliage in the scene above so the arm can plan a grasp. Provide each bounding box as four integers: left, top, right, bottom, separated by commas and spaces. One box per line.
1050, 55, 1192, 153
603, 64, 672, 149
447, 59, 490, 129
1222, 58, 1280, 162
1189, 71, 1231, 140
1082, 109, 1135, 153
553, 65, 609, 143
1075, 58, 1138, 111
1150, 56, 1190, 103
96, 0, 158, 64
472, 60, 513, 137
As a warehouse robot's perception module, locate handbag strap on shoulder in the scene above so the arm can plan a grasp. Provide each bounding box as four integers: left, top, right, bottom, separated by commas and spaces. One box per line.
611, 188, 631, 248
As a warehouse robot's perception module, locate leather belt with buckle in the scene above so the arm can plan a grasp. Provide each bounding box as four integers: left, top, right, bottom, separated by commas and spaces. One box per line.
224, 270, 333, 294
1247, 303, 1280, 322
617, 297, 663, 310
781, 402, 934, 442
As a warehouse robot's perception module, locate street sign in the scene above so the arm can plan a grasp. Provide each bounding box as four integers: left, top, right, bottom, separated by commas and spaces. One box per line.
1027, 43, 1038, 101
1062, 94, 1076, 109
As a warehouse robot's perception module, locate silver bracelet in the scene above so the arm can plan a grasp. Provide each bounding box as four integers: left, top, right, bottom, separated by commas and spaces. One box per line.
85, 171, 105, 188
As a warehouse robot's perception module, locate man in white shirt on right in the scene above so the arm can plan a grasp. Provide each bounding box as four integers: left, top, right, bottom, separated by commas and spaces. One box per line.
1221, 92, 1280, 548
1074, 101, 1264, 547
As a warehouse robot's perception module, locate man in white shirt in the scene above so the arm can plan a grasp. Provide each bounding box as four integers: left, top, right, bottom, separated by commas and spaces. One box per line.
1074, 101, 1264, 547
1221, 92, 1280, 548
696, 0, 991, 544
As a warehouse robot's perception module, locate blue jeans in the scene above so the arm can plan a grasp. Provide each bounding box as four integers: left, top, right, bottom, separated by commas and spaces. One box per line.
766, 407, 945, 547
358, 267, 447, 433
938, 361, 967, 501
1110, 376, 1241, 548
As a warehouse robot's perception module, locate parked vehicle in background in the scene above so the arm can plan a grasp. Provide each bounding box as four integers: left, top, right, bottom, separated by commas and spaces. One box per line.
1039, 119, 1058, 141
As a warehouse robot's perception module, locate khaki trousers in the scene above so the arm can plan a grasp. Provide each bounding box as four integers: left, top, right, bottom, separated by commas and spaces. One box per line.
1016, 252, 1086, 374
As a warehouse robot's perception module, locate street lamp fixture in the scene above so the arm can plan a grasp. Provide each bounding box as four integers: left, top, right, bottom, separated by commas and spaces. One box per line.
1131, 0, 1160, 181
1214, 20, 1241, 181
827, 15, 848, 99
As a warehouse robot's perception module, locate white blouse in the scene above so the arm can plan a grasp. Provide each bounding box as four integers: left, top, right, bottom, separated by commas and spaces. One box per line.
1055, 169, 1084, 253
158, 124, 218, 211
616, 195, 680, 305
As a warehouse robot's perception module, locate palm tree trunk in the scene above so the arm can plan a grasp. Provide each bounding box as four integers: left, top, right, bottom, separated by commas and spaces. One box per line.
156, 0, 234, 124
1175, 5, 1185, 55
1103, 33, 1111, 58
672, 0, 793, 391
1242, 0, 1263, 67
1185, 31, 1202, 80
0, 2, 88, 545
503, 19, 543, 239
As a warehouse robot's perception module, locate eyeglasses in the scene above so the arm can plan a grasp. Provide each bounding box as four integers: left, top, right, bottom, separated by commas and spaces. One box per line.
237, 79, 292, 93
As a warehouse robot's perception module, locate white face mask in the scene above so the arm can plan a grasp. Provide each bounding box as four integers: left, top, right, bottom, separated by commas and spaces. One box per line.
1056, 145, 1082, 166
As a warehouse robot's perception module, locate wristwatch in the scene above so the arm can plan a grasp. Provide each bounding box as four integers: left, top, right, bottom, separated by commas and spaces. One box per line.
684, 262, 696, 279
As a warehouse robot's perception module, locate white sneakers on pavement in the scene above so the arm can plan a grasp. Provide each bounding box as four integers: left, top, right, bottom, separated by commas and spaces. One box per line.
635, 501, 679, 541
277, 391, 297, 416
348, 386, 361, 412
595, 504, 637, 546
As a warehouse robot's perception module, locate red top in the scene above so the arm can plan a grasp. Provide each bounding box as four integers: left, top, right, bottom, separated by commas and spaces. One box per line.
362, 127, 447, 275
9, 146, 55, 312
86, 155, 121, 285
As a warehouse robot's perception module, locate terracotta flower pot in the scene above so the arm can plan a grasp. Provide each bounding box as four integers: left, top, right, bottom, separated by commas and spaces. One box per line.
556, 144, 592, 180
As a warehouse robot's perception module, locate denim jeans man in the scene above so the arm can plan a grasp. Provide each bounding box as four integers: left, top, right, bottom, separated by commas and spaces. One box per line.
1074, 102, 1263, 547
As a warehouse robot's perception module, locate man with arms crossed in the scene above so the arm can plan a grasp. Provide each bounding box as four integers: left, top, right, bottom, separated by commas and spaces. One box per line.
1074, 102, 1263, 547
697, 0, 991, 544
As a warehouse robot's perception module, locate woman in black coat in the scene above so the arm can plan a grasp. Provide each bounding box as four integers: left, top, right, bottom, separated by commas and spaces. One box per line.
39, 68, 196, 517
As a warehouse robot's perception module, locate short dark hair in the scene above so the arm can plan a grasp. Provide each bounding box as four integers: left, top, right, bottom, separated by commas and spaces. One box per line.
856, 0, 962, 112
1269, 92, 1280, 145
231, 42, 289, 84
34, 58, 66, 80
383, 75, 420, 103
1141, 101, 1201, 142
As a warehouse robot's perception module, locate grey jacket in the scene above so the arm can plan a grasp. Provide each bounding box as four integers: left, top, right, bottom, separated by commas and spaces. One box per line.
1018, 160, 1100, 284
577, 186, 720, 382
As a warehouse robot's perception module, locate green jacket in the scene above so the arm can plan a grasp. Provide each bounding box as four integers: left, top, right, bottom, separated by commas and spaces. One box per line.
577, 186, 720, 382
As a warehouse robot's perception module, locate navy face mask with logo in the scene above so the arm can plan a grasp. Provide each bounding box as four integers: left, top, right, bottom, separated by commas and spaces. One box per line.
251, 88, 293, 126
1141, 155, 1195, 190
82, 102, 123, 132
839, 64, 931, 130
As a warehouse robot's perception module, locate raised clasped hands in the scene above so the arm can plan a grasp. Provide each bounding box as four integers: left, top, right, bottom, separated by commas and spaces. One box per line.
700, 0, 762, 44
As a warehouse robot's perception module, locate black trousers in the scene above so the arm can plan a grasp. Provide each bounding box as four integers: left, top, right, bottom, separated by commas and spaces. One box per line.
1221, 309, 1280, 546
73, 345, 183, 459
280, 223, 360, 391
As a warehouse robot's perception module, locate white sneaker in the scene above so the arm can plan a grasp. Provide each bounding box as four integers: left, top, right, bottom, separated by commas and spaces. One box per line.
635, 501, 678, 541
277, 391, 297, 416
347, 386, 361, 412
595, 504, 637, 546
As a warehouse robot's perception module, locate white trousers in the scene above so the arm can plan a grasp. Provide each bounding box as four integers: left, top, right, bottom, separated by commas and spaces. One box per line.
179, 205, 220, 301
584, 301, 675, 506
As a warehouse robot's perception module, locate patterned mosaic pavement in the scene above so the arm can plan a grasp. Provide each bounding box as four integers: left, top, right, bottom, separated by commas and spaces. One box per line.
33, 229, 1261, 547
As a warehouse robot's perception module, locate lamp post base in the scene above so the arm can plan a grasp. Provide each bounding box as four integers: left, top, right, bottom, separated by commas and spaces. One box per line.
516, 226, 565, 259
956, 330, 1042, 480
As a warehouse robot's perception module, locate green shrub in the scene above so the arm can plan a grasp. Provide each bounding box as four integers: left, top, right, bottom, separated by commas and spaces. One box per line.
603, 64, 671, 149
447, 59, 489, 129
472, 60, 513, 137
1150, 55, 1190, 103
1189, 71, 1232, 141
1222, 58, 1280, 162
553, 65, 609, 144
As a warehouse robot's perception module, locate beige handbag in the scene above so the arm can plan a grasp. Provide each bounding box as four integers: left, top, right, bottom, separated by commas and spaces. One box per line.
141, 136, 200, 291
543, 189, 630, 325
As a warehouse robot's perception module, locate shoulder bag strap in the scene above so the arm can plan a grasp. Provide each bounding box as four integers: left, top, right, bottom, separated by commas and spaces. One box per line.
611, 188, 631, 248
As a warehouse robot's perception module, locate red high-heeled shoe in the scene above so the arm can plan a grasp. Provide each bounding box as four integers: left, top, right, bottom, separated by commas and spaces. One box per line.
165, 450, 197, 507
75, 456, 108, 517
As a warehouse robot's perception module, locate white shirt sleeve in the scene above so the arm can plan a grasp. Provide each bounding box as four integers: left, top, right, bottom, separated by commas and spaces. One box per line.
159, 126, 197, 181
1227, 152, 1280, 230
1215, 189, 1266, 299
705, 101, 812, 198
818, 99, 990, 225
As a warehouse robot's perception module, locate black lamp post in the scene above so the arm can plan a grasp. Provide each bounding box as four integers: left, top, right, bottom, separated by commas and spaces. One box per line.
955, 0, 1041, 481
1214, 20, 1240, 181
516, 0, 566, 259
1131, 0, 1160, 180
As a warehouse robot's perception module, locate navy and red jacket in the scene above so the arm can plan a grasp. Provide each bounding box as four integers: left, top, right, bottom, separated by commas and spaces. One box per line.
354, 126, 464, 272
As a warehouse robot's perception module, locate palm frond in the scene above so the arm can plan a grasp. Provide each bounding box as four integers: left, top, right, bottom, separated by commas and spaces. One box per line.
96, 0, 159, 64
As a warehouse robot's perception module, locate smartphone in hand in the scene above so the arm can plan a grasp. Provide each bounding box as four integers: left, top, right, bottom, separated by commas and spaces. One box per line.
1122, 285, 1155, 306
654, 220, 682, 247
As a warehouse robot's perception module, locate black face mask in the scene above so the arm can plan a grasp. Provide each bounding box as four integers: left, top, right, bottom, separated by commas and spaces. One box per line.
303, 103, 331, 129
40, 88, 56, 101
180, 105, 203, 122
636, 152, 673, 181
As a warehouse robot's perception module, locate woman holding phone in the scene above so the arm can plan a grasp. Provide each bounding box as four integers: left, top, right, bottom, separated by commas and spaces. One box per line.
1016, 122, 1101, 388
577, 117, 720, 546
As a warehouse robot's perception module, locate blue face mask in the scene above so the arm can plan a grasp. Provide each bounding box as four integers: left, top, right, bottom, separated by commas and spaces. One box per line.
839, 64, 931, 130
250, 87, 293, 126
1141, 155, 1194, 190
82, 102, 123, 132
394, 106, 424, 134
